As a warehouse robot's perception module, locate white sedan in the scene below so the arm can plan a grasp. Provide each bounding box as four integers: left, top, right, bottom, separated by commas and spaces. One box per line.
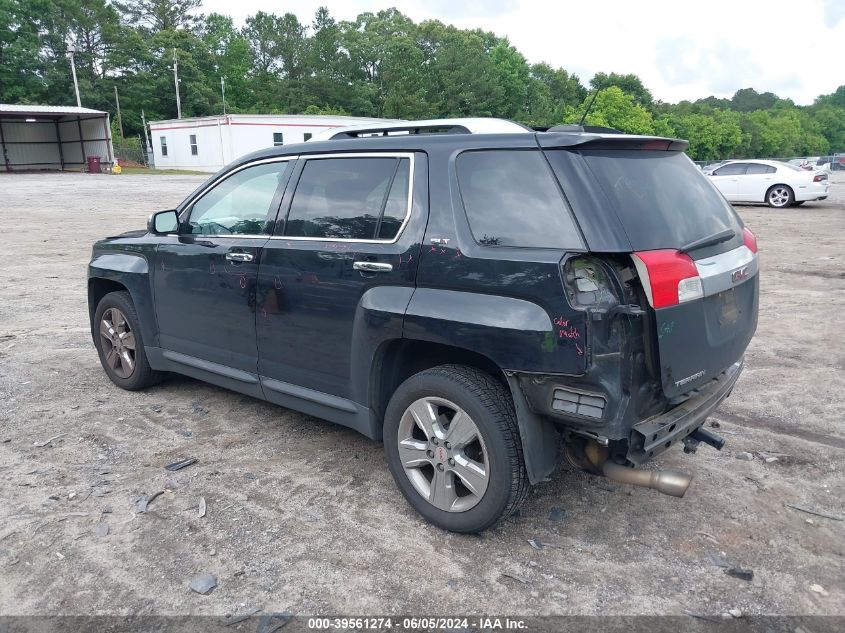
707, 159, 829, 208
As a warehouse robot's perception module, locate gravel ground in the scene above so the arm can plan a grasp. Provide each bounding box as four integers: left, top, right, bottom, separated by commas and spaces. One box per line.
0, 170, 843, 619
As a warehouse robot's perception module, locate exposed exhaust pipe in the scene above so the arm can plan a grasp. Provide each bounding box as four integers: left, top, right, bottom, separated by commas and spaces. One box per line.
564, 439, 693, 498
601, 460, 692, 498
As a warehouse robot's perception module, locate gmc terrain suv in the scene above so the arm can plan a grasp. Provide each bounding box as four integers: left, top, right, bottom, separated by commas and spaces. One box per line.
88, 118, 758, 532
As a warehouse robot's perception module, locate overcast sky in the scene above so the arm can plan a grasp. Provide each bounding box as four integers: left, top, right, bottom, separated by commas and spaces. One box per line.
201, 0, 844, 105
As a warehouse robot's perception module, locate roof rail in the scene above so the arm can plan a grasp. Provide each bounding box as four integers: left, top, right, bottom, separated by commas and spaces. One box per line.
309, 118, 531, 142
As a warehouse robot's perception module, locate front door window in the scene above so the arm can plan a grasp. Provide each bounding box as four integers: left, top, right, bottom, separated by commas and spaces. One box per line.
187, 161, 292, 236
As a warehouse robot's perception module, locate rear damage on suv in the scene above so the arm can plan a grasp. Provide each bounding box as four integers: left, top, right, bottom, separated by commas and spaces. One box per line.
511, 135, 759, 495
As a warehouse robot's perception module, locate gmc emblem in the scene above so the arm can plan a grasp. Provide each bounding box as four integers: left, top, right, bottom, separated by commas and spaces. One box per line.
731, 266, 749, 284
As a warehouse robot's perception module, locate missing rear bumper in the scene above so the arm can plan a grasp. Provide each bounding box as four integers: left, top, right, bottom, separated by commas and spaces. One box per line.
626, 359, 743, 465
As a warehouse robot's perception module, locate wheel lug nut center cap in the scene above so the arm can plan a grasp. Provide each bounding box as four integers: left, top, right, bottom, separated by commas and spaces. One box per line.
435, 445, 448, 464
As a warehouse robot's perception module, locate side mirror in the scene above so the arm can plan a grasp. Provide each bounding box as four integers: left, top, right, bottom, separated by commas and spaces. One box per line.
148, 209, 180, 235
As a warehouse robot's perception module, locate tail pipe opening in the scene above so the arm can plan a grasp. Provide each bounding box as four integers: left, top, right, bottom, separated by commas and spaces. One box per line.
564, 439, 693, 498
601, 460, 692, 498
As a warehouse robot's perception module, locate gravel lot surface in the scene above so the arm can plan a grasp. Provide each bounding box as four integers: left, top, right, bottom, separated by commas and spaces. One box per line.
0, 170, 843, 619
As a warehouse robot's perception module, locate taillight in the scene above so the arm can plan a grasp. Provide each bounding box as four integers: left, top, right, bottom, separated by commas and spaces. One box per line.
561, 257, 620, 309
641, 140, 671, 150
813, 174, 826, 182
742, 227, 758, 253
631, 250, 703, 309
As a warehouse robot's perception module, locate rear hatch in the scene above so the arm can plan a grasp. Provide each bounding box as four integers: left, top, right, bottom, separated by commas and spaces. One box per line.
542, 139, 759, 398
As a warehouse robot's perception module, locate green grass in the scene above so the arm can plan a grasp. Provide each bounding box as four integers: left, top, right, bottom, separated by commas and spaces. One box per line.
119, 166, 210, 176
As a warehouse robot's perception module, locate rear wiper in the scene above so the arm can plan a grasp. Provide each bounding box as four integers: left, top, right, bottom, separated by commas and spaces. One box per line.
680, 228, 735, 253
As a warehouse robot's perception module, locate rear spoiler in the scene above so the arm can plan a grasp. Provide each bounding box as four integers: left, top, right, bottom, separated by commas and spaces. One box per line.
538, 133, 690, 152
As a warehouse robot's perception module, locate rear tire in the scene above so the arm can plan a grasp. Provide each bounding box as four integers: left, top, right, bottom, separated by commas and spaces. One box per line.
93, 291, 163, 391
766, 185, 794, 208
383, 365, 529, 533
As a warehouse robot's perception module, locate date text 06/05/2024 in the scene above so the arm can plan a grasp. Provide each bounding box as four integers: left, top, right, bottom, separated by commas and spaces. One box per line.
307, 617, 528, 630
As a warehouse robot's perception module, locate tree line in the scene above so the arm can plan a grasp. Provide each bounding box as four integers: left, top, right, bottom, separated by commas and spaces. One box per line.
2, 0, 843, 161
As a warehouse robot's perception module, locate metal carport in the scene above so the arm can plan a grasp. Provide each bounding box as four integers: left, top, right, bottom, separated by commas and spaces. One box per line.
0, 104, 115, 172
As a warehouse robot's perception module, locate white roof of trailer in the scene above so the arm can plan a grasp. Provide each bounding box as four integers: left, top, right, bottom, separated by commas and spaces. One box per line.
149, 114, 401, 126
0, 104, 107, 116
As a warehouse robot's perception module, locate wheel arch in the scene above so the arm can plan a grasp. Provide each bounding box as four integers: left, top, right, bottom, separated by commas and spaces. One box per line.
371, 338, 559, 485
371, 338, 505, 424
88, 252, 158, 347
88, 277, 128, 328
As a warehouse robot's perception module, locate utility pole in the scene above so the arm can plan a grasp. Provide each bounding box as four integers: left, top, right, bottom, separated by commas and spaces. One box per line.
114, 85, 124, 139
220, 76, 226, 115
141, 109, 151, 151
67, 44, 82, 107
141, 109, 152, 166
172, 48, 182, 119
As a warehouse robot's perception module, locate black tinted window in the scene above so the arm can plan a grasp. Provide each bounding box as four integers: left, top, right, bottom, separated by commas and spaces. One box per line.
285, 157, 410, 240
378, 160, 410, 239
745, 163, 775, 175
456, 150, 583, 248
713, 163, 747, 176
564, 149, 741, 251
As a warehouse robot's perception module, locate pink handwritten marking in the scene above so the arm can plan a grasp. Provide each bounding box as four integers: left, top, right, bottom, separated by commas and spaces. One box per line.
454, 249, 462, 258
553, 317, 569, 327
575, 343, 583, 356
559, 326, 580, 339
274, 276, 282, 290
429, 246, 438, 253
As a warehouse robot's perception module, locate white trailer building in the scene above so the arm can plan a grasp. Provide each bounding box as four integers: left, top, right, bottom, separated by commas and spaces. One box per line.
148, 114, 398, 172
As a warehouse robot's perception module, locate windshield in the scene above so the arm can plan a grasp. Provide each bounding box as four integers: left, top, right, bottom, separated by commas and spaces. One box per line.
556, 149, 743, 251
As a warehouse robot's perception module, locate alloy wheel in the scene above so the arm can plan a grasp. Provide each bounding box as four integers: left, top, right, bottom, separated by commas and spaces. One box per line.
99, 307, 136, 379
768, 187, 791, 207
397, 396, 489, 512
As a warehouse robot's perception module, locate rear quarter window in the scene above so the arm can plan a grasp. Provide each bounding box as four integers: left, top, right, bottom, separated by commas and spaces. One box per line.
456, 150, 583, 249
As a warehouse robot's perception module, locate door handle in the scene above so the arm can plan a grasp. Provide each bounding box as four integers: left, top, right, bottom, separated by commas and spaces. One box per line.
353, 261, 393, 273
225, 252, 254, 262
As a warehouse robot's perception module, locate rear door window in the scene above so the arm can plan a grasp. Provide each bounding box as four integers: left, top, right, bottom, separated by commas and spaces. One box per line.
745, 163, 775, 175
456, 150, 583, 249
284, 156, 410, 240
549, 149, 742, 252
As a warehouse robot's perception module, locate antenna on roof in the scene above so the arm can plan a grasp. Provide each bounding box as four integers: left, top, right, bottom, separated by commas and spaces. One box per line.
578, 87, 603, 127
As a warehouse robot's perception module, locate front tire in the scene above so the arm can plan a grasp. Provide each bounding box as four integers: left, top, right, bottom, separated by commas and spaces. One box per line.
766, 185, 794, 208
383, 365, 528, 533
93, 291, 163, 391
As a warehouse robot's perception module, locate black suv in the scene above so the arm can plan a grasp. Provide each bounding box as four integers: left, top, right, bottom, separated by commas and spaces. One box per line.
88, 118, 758, 532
